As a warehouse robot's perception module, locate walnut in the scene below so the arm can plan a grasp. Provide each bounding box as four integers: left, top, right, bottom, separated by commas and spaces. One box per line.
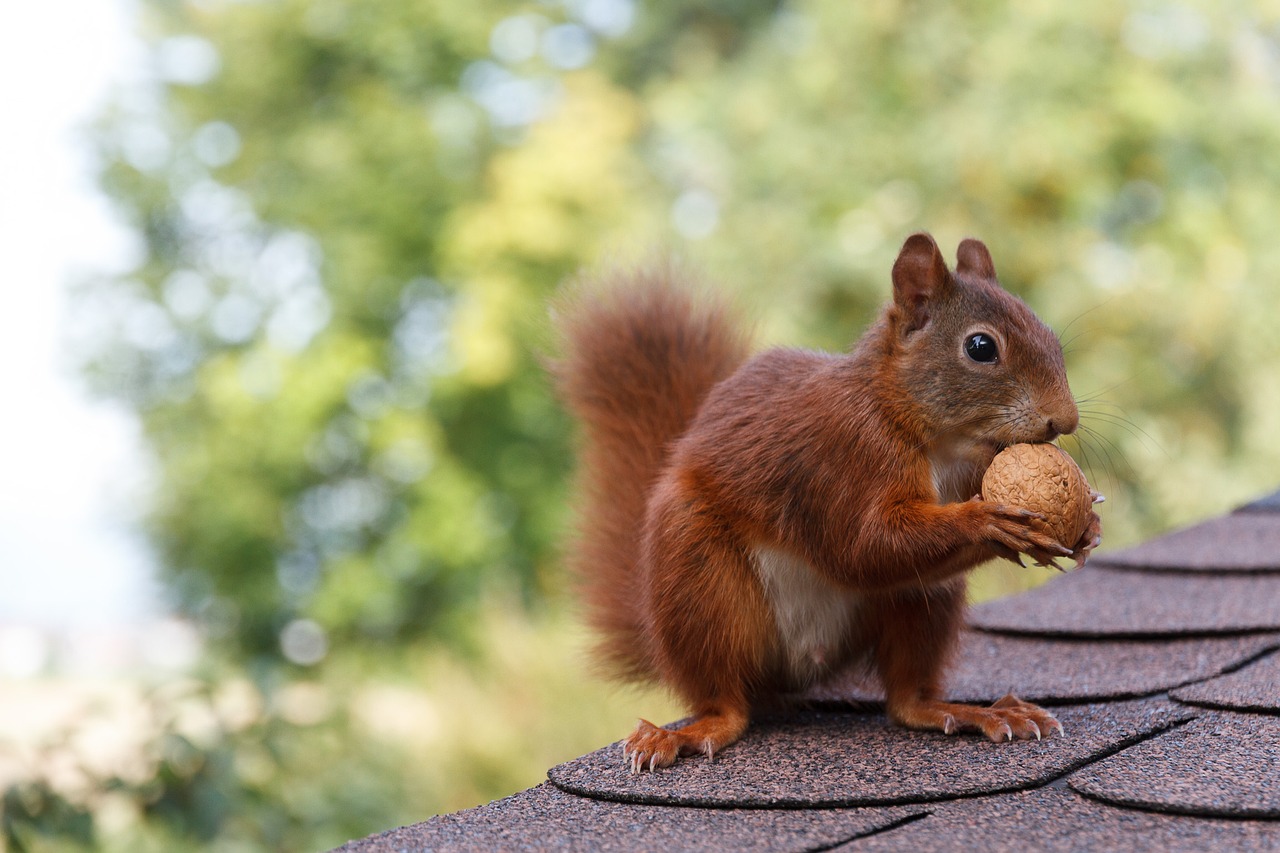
981, 443, 1093, 549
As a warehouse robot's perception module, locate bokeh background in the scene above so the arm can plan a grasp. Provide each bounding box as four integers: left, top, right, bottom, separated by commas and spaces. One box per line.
6, 0, 1280, 849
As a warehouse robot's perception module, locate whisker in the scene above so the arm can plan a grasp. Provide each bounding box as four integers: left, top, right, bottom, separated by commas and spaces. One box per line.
1060, 432, 1099, 481
1077, 396, 1134, 408
1076, 410, 1167, 457
1057, 300, 1114, 356
1073, 376, 1140, 404
1082, 424, 1138, 472
1076, 425, 1133, 492
1060, 431, 1108, 493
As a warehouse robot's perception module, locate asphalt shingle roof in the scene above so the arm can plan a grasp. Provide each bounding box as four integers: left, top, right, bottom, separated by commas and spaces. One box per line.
967, 568, 1280, 637
1067, 711, 1280, 819
1171, 650, 1280, 713
852, 787, 1279, 852
335, 490, 1280, 851
337, 784, 922, 853
808, 630, 1280, 704
548, 699, 1190, 809
1089, 512, 1280, 572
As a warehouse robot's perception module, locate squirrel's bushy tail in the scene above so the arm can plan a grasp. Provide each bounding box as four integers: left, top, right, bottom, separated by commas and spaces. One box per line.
552, 264, 752, 682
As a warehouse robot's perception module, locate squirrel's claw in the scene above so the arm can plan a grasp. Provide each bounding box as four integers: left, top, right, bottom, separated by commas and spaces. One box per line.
1071, 538, 1101, 569
1032, 556, 1066, 571
980, 501, 1075, 566
1066, 511, 1104, 568
990, 542, 1025, 567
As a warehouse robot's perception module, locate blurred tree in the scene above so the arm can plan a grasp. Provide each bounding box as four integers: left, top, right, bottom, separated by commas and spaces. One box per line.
83, 0, 786, 666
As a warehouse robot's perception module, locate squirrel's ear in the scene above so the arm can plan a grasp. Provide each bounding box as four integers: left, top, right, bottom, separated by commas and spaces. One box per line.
891, 232, 951, 333
956, 238, 997, 281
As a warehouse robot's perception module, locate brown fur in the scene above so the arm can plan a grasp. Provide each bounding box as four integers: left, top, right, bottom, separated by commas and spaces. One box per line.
553, 236, 1100, 771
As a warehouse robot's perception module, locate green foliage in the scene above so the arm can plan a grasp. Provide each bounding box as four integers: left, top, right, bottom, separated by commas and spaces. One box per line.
3, 781, 95, 852
52, 0, 1280, 846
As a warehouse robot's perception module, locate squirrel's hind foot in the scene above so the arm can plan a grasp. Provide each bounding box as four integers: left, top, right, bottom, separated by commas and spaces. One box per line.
621, 706, 748, 773
891, 693, 1063, 743
623, 720, 680, 773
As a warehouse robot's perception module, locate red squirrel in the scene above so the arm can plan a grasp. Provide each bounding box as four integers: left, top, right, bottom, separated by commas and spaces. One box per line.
553, 233, 1102, 772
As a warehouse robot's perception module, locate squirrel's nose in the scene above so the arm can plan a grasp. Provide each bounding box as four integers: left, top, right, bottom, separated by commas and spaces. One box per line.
1043, 404, 1079, 441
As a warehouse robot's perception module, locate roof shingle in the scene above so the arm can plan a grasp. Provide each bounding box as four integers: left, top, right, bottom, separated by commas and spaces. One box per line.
968, 568, 1280, 637
1171, 648, 1280, 713
851, 787, 1280, 852
548, 700, 1190, 809
807, 630, 1280, 704
1068, 712, 1280, 819
1092, 513, 1280, 572
332, 783, 921, 853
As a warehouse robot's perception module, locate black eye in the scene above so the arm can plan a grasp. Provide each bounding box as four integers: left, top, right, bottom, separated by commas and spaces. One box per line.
965, 333, 999, 363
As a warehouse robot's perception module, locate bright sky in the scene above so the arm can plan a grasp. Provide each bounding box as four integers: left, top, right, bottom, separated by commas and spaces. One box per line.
0, 1, 160, 630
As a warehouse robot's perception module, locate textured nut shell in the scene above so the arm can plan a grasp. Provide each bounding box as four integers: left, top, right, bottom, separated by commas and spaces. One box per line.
981, 443, 1092, 548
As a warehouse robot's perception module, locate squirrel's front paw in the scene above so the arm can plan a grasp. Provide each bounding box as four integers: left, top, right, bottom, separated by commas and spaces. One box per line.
971, 498, 1072, 568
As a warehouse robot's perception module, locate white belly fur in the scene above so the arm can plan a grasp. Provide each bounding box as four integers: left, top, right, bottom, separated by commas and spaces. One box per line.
752, 545, 862, 686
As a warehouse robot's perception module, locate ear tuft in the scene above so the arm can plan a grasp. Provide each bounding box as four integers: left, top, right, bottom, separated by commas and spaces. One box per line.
891, 232, 951, 333
956, 238, 997, 281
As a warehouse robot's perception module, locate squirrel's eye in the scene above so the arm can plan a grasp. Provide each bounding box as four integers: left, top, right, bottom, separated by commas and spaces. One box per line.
965, 333, 999, 363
